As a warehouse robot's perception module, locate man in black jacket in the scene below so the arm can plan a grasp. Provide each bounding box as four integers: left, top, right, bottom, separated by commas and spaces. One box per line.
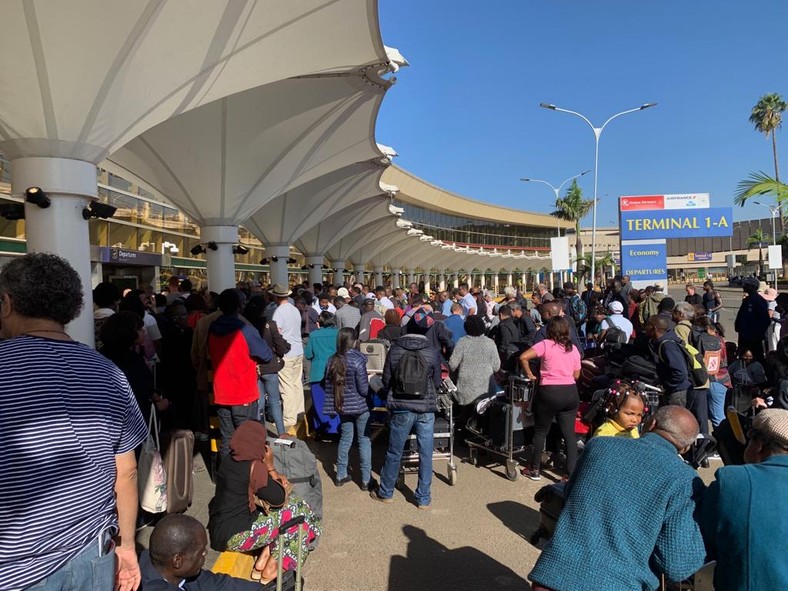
492, 304, 525, 371
646, 315, 691, 407
372, 310, 441, 509
141, 515, 260, 590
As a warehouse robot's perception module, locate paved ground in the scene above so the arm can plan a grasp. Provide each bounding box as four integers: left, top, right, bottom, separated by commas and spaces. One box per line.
136, 286, 737, 590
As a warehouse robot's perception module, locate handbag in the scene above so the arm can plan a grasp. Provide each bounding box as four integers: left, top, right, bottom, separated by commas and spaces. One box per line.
138, 406, 168, 513
251, 462, 293, 514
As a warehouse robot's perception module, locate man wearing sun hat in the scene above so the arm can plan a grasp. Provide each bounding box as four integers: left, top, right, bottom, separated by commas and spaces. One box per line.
700, 409, 788, 590
271, 283, 305, 434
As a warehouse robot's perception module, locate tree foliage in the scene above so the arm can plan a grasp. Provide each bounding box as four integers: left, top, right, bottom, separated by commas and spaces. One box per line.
551, 179, 594, 256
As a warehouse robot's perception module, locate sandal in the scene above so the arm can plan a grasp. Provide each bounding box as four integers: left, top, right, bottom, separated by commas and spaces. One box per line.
250, 569, 263, 581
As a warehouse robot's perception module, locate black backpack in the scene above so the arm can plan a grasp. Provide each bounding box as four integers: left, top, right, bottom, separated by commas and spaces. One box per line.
393, 349, 430, 398
603, 318, 629, 347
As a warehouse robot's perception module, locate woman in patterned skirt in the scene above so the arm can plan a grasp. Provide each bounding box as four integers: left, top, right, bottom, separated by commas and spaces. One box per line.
207, 421, 321, 583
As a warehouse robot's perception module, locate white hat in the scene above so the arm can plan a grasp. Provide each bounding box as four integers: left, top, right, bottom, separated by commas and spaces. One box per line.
336, 287, 350, 298
608, 301, 624, 314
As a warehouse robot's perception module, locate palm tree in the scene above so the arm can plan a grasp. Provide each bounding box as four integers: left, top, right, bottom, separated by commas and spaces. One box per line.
747, 228, 767, 276
551, 179, 595, 257
750, 93, 788, 181
574, 252, 614, 283
734, 171, 788, 206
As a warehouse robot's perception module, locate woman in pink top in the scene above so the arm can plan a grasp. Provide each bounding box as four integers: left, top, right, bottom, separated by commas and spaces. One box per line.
519, 316, 581, 481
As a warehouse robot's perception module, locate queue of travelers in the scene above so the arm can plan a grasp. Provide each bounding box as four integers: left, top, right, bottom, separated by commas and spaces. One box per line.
2, 251, 787, 591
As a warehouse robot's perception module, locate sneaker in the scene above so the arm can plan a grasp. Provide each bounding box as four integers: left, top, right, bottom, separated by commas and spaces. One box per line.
369, 491, 393, 504
708, 452, 722, 461
417, 503, 431, 511
334, 476, 352, 488
520, 467, 541, 481
360, 478, 378, 492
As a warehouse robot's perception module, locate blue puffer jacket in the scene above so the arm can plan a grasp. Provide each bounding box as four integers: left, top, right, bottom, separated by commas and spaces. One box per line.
323, 349, 370, 417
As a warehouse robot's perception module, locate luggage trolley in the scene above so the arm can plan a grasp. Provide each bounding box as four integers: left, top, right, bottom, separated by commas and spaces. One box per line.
397, 377, 459, 488
467, 375, 534, 481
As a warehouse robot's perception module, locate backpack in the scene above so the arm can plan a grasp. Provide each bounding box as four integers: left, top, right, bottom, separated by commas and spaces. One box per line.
661, 340, 708, 388
603, 318, 629, 347
393, 349, 430, 398
273, 438, 324, 527
568, 294, 587, 326
690, 328, 723, 376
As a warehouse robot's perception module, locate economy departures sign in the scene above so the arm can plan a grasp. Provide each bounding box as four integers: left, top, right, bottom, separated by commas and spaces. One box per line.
618, 194, 733, 289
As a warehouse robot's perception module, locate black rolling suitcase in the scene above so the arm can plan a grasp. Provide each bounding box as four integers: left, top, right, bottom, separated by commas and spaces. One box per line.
530, 483, 566, 544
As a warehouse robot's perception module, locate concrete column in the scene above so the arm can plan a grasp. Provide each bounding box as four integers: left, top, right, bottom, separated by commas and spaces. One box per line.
424, 276, 431, 295
453, 274, 459, 289
202, 225, 240, 292
332, 260, 346, 286
522, 272, 527, 291
407, 268, 416, 285
264, 244, 290, 287
374, 266, 384, 287
480, 273, 487, 290
438, 273, 446, 292
13, 157, 97, 346
507, 272, 513, 288
306, 255, 324, 287
354, 264, 366, 285
393, 269, 402, 289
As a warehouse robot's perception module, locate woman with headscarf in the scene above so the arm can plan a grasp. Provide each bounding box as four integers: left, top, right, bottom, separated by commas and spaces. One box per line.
208, 421, 321, 584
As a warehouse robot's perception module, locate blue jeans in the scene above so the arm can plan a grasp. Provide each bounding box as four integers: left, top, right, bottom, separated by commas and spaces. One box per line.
259, 374, 285, 435
708, 381, 727, 427
337, 412, 372, 483
26, 536, 115, 590
217, 401, 259, 456
378, 411, 434, 506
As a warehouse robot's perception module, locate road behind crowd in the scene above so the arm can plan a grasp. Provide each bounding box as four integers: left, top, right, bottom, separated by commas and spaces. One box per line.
137, 287, 741, 591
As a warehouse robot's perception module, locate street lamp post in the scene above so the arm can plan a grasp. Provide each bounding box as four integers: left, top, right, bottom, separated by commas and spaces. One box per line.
754, 200, 779, 288
521, 170, 590, 284
540, 102, 657, 285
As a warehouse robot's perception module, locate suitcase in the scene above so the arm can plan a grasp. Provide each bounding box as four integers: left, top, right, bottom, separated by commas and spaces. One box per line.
359, 340, 388, 374
162, 429, 194, 514
620, 355, 658, 382
487, 398, 527, 449
530, 483, 566, 544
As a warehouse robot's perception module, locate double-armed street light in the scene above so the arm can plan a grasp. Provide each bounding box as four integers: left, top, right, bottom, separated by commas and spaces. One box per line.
539, 102, 657, 283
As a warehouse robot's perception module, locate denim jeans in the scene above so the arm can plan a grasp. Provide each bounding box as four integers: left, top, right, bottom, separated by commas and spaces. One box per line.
337, 412, 371, 483
708, 381, 727, 427
26, 537, 115, 590
687, 388, 710, 435
258, 373, 285, 435
378, 411, 434, 506
217, 401, 259, 456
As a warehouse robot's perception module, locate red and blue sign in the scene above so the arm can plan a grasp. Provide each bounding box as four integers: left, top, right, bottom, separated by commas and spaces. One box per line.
621, 242, 667, 281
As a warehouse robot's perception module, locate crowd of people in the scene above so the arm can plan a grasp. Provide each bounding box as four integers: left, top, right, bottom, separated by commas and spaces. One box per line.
1, 252, 786, 591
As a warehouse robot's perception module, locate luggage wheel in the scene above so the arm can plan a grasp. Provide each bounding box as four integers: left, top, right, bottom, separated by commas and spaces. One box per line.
529, 526, 546, 546
448, 464, 458, 486
505, 459, 519, 481
467, 450, 477, 466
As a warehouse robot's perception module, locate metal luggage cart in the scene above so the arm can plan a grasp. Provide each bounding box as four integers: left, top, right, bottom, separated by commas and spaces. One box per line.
397, 377, 459, 488
466, 374, 534, 481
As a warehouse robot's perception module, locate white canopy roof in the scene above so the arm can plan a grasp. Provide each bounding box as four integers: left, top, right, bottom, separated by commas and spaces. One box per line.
0, 0, 388, 163
106, 73, 390, 225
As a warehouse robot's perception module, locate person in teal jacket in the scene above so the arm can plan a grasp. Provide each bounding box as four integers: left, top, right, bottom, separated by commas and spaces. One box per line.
305, 312, 340, 435
699, 408, 788, 591
529, 406, 706, 591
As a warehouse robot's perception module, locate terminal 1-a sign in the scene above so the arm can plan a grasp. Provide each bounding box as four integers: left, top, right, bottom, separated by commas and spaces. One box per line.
619, 193, 732, 289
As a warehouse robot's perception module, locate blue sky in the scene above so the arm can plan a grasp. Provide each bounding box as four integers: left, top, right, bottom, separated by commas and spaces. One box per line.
376, 1, 788, 228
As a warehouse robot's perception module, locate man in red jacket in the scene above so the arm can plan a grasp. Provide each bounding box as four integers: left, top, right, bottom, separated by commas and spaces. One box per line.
209, 289, 273, 456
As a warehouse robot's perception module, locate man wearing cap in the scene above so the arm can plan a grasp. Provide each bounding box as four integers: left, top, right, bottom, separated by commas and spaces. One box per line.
372, 310, 441, 509
600, 301, 633, 343
271, 284, 305, 434
735, 277, 770, 361
700, 409, 788, 591
358, 298, 385, 341
334, 293, 361, 332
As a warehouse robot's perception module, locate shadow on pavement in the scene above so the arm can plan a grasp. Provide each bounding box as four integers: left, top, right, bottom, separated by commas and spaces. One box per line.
487, 500, 542, 542
388, 525, 530, 590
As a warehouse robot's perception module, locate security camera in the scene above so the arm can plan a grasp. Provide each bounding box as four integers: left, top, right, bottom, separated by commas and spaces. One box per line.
407, 228, 423, 237
389, 204, 405, 216
419, 235, 434, 241
396, 219, 413, 229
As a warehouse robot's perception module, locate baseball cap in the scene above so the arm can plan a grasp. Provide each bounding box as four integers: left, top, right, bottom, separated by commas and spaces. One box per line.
337, 287, 350, 298
608, 301, 624, 314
